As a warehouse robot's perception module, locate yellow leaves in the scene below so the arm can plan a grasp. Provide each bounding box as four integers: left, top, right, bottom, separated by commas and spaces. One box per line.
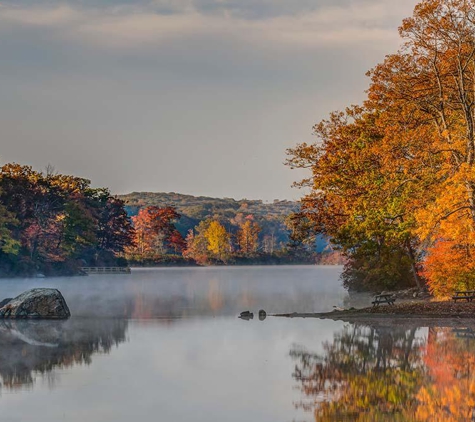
204, 221, 231, 261
237, 220, 260, 254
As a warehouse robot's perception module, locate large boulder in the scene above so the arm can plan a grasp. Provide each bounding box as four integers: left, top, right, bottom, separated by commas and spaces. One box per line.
0, 288, 71, 319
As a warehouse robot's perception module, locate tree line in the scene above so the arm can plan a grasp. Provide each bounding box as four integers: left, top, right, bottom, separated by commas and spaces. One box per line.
287, 0, 475, 296
124, 205, 334, 266
119, 191, 305, 254
0, 162, 341, 276
0, 163, 133, 276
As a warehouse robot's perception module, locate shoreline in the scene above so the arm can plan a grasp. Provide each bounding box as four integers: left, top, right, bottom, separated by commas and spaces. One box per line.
272, 300, 475, 321
1, 263, 343, 278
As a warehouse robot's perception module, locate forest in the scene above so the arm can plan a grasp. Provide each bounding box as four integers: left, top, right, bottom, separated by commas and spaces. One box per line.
0, 164, 339, 277
0, 163, 133, 276
120, 191, 335, 266
287, 0, 475, 297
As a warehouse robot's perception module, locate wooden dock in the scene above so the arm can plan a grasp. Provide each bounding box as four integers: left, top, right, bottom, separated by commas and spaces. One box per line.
81, 267, 131, 275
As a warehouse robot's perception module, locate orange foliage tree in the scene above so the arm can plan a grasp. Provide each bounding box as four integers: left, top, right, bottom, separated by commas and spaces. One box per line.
236, 218, 261, 255
288, 0, 475, 295
128, 206, 184, 259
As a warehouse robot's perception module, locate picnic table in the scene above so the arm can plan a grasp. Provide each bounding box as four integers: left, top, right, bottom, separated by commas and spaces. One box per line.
372, 294, 396, 307
452, 290, 475, 302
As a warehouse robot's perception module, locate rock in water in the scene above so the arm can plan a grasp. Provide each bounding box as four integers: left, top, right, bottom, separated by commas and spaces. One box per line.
0, 289, 71, 319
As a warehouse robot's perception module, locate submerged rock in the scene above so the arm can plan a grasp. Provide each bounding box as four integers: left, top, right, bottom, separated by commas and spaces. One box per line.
0, 288, 71, 319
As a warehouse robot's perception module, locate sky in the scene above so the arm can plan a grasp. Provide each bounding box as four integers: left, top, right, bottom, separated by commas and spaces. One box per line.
0, 0, 418, 200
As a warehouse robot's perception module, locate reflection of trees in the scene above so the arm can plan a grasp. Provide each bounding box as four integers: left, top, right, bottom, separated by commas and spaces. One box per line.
416, 327, 475, 421
207, 278, 225, 312
0, 319, 127, 391
290, 324, 425, 421
291, 323, 475, 421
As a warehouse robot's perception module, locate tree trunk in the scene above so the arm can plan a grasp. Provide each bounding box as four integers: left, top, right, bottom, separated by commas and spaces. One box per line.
406, 242, 422, 291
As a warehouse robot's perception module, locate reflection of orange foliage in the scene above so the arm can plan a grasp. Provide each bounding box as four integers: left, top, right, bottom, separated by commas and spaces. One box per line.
417, 328, 475, 421
238, 289, 256, 308
207, 279, 224, 312
129, 284, 155, 319
423, 240, 475, 297
292, 324, 475, 421
131, 293, 154, 319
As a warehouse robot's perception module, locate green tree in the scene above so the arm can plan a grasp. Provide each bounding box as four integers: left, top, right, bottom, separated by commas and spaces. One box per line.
0, 192, 19, 255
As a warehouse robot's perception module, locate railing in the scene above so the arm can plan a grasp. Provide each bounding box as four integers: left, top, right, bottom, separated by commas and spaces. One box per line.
81, 267, 131, 274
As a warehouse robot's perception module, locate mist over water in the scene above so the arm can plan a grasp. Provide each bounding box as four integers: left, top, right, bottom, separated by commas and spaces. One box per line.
0, 266, 347, 318
3, 266, 467, 421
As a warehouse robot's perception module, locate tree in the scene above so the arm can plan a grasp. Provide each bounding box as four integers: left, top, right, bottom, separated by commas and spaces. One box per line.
0, 163, 134, 275
287, 0, 475, 293
204, 221, 231, 263
365, 0, 475, 294
183, 220, 212, 265
237, 218, 261, 255
96, 194, 134, 255
128, 206, 184, 259
287, 108, 422, 291
169, 229, 186, 254
0, 193, 19, 255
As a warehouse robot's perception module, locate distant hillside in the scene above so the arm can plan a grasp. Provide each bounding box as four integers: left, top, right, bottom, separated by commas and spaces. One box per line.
118, 192, 329, 253
119, 192, 298, 219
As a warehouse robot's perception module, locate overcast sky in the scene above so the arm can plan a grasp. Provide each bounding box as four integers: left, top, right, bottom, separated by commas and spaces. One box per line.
0, 0, 418, 200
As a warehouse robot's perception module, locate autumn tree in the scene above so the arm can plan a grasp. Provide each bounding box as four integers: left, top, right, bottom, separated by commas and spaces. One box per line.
287, 108, 422, 291
128, 206, 184, 260
204, 220, 231, 263
364, 0, 475, 294
183, 219, 231, 265
183, 220, 212, 265
0, 163, 134, 275
236, 218, 261, 255
287, 0, 475, 294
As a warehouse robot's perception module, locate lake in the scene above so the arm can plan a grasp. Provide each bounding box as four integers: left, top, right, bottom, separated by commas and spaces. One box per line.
0, 266, 474, 421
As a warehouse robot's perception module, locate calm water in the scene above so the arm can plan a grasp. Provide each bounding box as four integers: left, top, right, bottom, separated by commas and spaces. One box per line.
0, 266, 474, 421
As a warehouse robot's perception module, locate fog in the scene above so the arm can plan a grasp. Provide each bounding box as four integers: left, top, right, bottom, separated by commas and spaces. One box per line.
0, 266, 349, 318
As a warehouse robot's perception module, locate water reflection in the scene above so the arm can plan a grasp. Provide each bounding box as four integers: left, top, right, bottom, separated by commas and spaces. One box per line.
0, 319, 128, 391
291, 321, 475, 421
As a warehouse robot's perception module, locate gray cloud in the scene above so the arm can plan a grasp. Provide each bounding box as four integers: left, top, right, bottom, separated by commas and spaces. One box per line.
0, 0, 418, 200
2, 0, 388, 20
